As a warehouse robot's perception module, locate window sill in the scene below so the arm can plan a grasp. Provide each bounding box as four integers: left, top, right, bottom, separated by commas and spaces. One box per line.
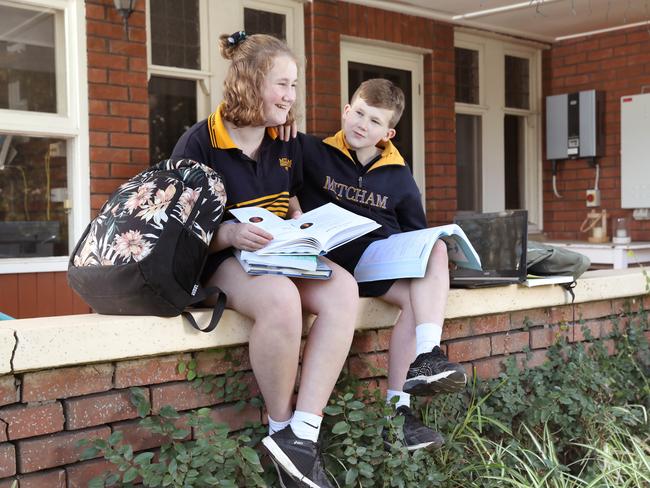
0, 256, 69, 274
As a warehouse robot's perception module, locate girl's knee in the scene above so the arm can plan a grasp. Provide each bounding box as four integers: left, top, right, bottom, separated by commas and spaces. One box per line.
252, 277, 302, 320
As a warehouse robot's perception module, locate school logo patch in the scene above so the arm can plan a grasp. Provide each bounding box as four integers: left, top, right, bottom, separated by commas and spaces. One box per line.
279, 157, 292, 171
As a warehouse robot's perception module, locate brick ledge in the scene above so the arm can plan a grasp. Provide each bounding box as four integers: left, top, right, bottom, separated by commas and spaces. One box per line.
1, 268, 647, 374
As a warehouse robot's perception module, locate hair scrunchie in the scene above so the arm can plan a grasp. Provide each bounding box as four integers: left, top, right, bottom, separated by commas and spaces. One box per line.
227, 31, 247, 46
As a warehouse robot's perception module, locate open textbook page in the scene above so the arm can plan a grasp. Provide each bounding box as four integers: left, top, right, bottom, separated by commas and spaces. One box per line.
354, 224, 482, 283
230, 203, 380, 255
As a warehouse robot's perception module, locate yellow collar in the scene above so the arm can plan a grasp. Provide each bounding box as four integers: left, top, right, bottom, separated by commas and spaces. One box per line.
323, 130, 405, 171
208, 104, 278, 149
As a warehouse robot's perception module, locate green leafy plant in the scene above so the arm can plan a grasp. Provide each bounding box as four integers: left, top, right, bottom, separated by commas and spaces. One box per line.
80, 317, 649, 487
79, 389, 265, 487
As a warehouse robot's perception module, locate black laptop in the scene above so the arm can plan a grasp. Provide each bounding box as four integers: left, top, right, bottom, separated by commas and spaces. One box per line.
450, 210, 528, 288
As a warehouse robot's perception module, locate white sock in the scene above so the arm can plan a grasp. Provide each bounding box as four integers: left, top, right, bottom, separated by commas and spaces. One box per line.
290, 410, 322, 442
386, 389, 410, 410
415, 323, 443, 356
268, 415, 292, 436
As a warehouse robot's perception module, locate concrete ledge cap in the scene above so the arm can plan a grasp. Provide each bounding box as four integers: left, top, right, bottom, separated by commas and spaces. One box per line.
0, 328, 16, 375
4, 268, 648, 373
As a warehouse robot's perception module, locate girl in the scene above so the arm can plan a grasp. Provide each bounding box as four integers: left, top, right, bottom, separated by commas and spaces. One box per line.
172, 32, 356, 488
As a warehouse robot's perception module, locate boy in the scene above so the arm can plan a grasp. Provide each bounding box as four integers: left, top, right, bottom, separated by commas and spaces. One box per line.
298, 79, 467, 450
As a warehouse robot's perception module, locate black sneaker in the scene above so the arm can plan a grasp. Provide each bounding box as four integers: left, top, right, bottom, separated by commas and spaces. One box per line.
262, 426, 333, 488
403, 346, 467, 395
277, 468, 300, 488
385, 406, 445, 451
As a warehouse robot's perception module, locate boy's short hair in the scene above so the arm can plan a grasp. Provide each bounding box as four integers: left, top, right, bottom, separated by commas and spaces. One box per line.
350, 78, 405, 128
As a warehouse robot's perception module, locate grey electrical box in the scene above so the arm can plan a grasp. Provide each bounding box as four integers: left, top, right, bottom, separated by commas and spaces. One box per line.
546, 90, 603, 160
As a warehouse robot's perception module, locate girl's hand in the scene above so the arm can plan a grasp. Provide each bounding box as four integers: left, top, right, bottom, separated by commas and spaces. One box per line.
289, 209, 303, 219
225, 223, 273, 251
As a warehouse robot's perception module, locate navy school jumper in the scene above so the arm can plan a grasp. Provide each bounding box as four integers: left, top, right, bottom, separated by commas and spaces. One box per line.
297, 130, 426, 285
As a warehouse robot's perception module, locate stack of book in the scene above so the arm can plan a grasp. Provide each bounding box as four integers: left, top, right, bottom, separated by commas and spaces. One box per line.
234, 250, 332, 279
230, 203, 380, 280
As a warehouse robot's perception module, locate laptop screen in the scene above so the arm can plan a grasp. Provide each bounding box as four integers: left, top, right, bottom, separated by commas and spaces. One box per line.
451, 210, 528, 280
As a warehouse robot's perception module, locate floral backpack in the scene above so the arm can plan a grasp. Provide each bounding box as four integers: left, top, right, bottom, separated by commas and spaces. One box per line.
68, 159, 227, 332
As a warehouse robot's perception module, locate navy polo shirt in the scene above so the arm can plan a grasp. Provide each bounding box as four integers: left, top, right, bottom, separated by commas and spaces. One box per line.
171, 106, 302, 218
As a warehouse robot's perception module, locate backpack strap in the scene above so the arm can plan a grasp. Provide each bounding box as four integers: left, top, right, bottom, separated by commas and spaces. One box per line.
561, 281, 577, 325
183, 287, 227, 333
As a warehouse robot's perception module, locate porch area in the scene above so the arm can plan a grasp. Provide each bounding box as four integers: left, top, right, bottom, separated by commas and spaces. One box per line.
0, 268, 648, 485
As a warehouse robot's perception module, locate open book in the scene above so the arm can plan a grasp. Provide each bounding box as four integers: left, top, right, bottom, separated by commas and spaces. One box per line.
353, 224, 482, 283
230, 203, 380, 255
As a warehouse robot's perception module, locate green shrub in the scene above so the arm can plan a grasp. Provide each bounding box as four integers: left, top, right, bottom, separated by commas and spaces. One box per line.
83, 313, 650, 487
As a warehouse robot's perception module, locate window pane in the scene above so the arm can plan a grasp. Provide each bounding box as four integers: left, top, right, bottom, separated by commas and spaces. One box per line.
150, 0, 200, 69
505, 55, 529, 109
456, 114, 482, 211
0, 4, 57, 113
149, 76, 197, 163
455, 48, 479, 104
504, 114, 526, 209
244, 8, 286, 40
0, 134, 69, 257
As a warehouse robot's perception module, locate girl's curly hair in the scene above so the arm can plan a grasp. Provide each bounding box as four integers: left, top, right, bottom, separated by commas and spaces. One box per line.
219, 33, 298, 127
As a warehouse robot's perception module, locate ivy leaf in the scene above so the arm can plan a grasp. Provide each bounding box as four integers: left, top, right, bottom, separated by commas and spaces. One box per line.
345, 467, 359, 485
240, 446, 261, 465
88, 477, 105, 488
79, 446, 100, 460
332, 421, 350, 434
134, 451, 155, 465
123, 467, 138, 483
347, 400, 365, 410
323, 405, 343, 416
108, 430, 123, 446
348, 410, 365, 422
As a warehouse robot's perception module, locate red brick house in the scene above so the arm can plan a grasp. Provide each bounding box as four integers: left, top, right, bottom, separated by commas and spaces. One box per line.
1, 0, 650, 318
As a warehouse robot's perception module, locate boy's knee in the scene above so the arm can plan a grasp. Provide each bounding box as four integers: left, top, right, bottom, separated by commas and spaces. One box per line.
432, 240, 449, 259
428, 241, 449, 270
335, 272, 360, 310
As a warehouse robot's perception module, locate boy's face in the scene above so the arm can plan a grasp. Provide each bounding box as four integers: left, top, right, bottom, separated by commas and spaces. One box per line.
342, 97, 396, 151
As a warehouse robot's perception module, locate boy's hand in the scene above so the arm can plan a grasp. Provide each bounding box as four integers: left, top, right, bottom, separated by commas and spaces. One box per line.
226, 223, 273, 251
289, 209, 303, 219
276, 121, 298, 141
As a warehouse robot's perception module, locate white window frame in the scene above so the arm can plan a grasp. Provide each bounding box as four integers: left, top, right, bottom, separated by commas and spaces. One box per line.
454, 31, 543, 231
147, 0, 306, 128
0, 0, 89, 274
339, 37, 427, 210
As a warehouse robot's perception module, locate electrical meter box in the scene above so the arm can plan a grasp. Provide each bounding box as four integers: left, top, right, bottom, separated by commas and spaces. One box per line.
546, 90, 604, 160
621, 93, 650, 208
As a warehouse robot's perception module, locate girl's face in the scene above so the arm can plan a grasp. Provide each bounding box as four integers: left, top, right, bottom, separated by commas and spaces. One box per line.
261, 55, 297, 127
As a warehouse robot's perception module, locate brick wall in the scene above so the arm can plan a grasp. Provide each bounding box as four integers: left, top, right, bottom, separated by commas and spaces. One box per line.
1, 296, 647, 486
304, 0, 457, 225
543, 26, 650, 240
86, 0, 149, 214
